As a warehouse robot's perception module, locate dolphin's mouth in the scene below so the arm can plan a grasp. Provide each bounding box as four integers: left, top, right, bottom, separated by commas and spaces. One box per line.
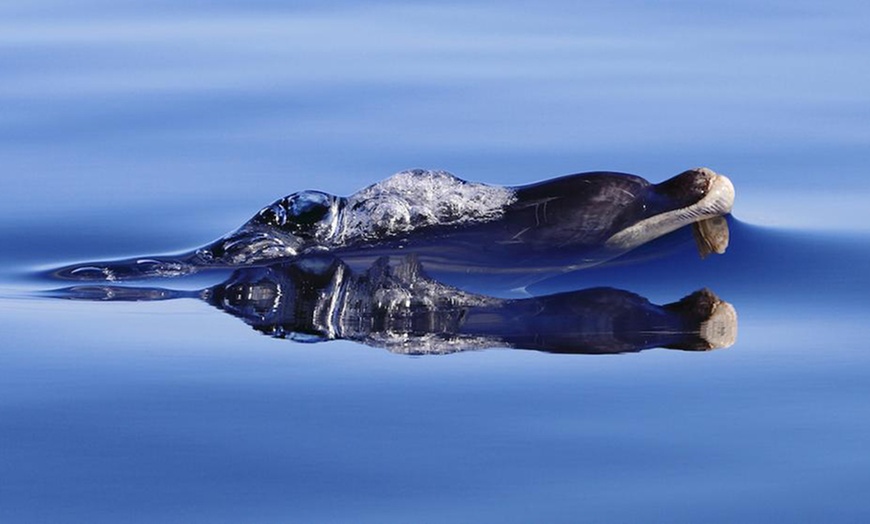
605, 168, 735, 250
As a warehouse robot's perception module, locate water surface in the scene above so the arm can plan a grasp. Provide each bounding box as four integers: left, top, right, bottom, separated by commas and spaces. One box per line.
2, 1, 870, 522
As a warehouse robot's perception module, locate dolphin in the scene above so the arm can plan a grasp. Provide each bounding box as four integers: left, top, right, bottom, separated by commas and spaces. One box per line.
53, 167, 734, 285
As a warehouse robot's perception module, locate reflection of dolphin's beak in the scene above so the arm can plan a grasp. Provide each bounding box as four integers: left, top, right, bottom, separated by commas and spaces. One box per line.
701, 299, 738, 349
663, 288, 738, 351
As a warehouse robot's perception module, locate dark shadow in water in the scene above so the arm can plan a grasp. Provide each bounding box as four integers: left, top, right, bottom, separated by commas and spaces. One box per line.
45, 254, 737, 356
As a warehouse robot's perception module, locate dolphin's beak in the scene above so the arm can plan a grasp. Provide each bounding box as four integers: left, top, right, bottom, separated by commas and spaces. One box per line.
696, 168, 735, 216
605, 167, 735, 251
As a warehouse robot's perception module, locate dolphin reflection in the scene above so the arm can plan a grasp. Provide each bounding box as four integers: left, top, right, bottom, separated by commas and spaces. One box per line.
48, 255, 738, 356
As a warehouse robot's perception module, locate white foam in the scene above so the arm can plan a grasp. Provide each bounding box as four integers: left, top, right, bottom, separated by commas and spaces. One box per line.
336, 169, 516, 244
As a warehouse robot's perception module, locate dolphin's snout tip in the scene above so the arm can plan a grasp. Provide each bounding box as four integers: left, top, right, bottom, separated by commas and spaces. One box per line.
690, 167, 735, 215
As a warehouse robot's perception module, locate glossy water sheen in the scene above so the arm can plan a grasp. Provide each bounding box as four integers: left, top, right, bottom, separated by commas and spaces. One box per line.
2, 1, 870, 522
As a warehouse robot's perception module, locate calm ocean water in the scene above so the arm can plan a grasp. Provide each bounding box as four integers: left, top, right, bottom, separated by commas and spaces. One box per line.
2, 1, 869, 522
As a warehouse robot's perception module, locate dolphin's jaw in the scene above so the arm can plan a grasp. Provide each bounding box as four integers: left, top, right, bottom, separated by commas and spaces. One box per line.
604, 169, 735, 251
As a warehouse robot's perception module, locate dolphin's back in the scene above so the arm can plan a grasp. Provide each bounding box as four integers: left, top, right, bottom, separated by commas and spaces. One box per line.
503, 172, 652, 248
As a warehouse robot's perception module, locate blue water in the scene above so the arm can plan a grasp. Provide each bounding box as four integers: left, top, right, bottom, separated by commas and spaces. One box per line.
3, 1, 870, 522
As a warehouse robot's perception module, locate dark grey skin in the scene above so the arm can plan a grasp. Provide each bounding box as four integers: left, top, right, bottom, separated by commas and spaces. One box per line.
46, 255, 738, 355
51, 168, 734, 284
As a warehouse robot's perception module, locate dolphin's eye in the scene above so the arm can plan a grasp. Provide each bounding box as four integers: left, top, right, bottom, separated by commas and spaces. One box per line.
256, 191, 332, 237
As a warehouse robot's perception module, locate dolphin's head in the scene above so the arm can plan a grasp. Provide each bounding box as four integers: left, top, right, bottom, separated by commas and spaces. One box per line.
606, 167, 735, 250
651, 167, 735, 217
